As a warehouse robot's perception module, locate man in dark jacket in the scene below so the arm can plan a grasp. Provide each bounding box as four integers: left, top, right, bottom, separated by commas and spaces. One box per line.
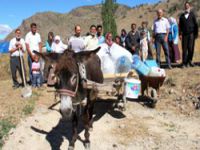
125, 23, 140, 55
179, 1, 199, 67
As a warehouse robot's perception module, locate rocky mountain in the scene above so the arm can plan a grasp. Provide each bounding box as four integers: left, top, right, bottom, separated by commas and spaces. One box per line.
6, 0, 200, 43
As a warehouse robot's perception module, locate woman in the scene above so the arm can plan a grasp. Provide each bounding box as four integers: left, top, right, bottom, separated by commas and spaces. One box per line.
120, 29, 127, 47
51, 35, 68, 53
45, 32, 54, 52
115, 35, 123, 47
168, 17, 180, 63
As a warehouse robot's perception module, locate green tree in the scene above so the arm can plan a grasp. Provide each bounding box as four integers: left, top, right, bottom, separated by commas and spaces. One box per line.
101, 0, 118, 37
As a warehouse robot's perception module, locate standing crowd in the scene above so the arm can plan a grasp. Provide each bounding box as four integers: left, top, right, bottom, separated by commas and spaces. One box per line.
9, 1, 199, 88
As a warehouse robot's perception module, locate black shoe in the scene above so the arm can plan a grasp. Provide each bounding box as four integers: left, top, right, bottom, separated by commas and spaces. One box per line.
189, 62, 195, 67
12, 84, 20, 89
167, 65, 172, 69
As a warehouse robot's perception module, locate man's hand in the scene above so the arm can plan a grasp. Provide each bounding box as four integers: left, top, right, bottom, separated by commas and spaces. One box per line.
164, 35, 168, 42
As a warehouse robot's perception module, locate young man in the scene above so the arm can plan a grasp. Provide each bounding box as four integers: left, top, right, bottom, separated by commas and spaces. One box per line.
153, 9, 172, 69
25, 23, 42, 84
84, 25, 99, 50
179, 1, 199, 67
96, 25, 105, 44
68, 25, 85, 53
125, 23, 140, 55
9, 29, 26, 88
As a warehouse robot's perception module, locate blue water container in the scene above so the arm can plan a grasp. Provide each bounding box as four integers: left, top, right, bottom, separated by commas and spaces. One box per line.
144, 60, 158, 68
132, 55, 150, 76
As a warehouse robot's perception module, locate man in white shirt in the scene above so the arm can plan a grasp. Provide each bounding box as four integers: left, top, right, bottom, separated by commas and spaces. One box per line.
25, 23, 42, 84
153, 9, 172, 69
9, 29, 26, 88
84, 25, 99, 50
68, 25, 85, 53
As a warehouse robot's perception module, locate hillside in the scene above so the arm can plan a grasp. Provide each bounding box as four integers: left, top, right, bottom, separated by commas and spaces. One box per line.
5, 0, 200, 43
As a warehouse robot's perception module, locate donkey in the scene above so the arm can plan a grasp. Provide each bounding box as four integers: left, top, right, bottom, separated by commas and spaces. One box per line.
34, 47, 103, 150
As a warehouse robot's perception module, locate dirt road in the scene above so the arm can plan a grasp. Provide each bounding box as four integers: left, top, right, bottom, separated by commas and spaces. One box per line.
2, 67, 200, 150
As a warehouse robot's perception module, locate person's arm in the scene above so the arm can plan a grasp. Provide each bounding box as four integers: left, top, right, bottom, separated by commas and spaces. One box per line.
9, 40, 18, 54
173, 25, 178, 43
164, 19, 170, 42
178, 16, 183, 40
192, 12, 199, 39
38, 34, 42, 53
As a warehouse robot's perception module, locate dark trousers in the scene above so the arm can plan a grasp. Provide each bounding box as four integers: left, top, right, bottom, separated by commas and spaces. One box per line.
10, 56, 26, 86
182, 33, 195, 65
155, 34, 171, 67
28, 55, 33, 84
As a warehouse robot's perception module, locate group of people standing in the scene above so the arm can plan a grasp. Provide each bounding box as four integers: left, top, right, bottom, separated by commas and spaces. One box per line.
9, 1, 198, 89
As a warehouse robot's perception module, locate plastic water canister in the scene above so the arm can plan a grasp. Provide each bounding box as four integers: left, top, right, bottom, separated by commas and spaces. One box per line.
132, 55, 150, 76
115, 56, 132, 73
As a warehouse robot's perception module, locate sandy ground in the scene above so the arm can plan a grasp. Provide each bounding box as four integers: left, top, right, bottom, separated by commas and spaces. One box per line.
1, 66, 200, 150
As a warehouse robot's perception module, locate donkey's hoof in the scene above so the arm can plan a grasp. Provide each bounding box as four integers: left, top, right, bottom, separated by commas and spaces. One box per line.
84, 142, 90, 150
68, 146, 74, 150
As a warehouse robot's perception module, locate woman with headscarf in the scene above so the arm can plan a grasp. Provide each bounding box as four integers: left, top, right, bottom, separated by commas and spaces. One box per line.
45, 32, 54, 53
51, 35, 68, 53
168, 17, 180, 63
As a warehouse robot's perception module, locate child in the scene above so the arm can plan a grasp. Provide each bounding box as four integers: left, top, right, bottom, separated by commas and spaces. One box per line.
140, 31, 148, 61
32, 55, 41, 87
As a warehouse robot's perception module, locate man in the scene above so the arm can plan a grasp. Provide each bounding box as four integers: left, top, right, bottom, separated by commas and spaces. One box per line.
84, 25, 99, 50
9, 29, 26, 88
153, 9, 172, 69
68, 25, 85, 53
179, 1, 198, 67
25, 23, 42, 84
125, 23, 140, 55
96, 25, 105, 44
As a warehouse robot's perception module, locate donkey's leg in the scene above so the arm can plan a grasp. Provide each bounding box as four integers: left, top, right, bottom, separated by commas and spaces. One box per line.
83, 107, 91, 150
88, 101, 94, 130
68, 113, 78, 150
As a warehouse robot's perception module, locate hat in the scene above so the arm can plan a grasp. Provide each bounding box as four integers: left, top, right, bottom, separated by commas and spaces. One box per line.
54, 35, 61, 41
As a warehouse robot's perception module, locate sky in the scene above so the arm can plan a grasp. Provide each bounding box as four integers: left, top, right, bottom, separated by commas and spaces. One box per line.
0, 0, 159, 40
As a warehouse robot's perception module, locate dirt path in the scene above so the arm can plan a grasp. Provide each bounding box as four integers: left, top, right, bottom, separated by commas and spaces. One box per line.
2, 67, 200, 150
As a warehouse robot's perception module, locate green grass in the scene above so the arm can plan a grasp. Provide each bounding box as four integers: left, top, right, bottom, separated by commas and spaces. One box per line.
0, 119, 16, 149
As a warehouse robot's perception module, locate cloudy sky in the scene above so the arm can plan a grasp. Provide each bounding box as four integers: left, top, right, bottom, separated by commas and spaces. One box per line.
0, 0, 159, 40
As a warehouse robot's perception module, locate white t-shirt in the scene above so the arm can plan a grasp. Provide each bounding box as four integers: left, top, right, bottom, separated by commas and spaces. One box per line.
9, 38, 26, 57
153, 17, 170, 34
25, 31, 41, 54
140, 37, 148, 53
32, 61, 41, 74
84, 35, 99, 50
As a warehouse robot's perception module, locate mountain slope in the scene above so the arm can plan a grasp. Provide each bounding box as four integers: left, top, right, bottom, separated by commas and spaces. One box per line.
6, 0, 200, 43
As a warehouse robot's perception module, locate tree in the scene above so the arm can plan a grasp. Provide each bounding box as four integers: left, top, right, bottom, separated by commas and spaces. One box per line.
101, 0, 118, 37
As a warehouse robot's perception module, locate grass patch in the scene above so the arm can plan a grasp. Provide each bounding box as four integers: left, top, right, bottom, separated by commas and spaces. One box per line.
22, 90, 40, 116
0, 119, 16, 149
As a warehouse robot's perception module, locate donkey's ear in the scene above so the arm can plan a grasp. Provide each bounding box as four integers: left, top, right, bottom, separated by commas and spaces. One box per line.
33, 51, 61, 62
74, 47, 101, 61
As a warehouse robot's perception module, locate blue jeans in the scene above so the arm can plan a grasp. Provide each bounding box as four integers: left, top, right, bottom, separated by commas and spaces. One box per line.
155, 34, 171, 67
32, 73, 41, 87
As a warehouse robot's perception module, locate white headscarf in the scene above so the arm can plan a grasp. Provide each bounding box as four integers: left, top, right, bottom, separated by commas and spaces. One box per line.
51, 35, 68, 53
168, 17, 177, 25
